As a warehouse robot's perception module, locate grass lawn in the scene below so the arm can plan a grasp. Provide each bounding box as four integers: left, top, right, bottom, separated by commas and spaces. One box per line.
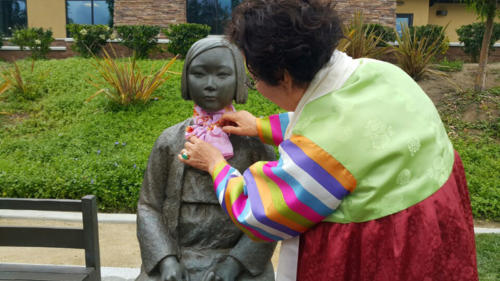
476, 234, 500, 281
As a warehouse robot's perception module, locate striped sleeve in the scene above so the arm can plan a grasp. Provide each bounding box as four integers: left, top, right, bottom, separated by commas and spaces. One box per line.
212, 134, 357, 242
256, 112, 293, 146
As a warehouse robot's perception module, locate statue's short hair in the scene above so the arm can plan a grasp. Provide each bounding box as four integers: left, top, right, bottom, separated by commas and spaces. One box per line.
181, 36, 248, 104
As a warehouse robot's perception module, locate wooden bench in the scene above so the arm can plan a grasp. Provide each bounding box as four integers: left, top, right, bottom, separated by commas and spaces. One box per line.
0, 195, 101, 281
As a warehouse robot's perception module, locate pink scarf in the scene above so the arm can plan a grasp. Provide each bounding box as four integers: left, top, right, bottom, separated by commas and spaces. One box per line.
185, 105, 235, 159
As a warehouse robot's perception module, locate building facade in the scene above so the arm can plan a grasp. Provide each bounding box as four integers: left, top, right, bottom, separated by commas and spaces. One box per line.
0, 0, 497, 43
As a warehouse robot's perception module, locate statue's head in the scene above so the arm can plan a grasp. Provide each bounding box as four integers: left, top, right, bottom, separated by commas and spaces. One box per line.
181, 36, 248, 112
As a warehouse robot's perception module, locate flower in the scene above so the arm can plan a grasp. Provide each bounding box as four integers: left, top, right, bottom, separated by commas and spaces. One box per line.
104, 26, 110, 31
91, 179, 95, 184
34, 39, 41, 45
133, 164, 137, 169
110, 33, 117, 40
80, 29, 88, 36
122, 142, 126, 146
114, 141, 119, 145
97, 150, 101, 155
99, 34, 106, 40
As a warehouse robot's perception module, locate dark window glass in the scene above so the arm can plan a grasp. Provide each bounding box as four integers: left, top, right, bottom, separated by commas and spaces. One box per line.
396, 13, 413, 36
67, 1, 92, 25
187, 0, 243, 34
66, 0, 113, 26
0, 0, 27, 36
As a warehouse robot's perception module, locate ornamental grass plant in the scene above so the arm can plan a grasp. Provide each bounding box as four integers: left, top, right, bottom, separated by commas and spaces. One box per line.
337, 12, 393, 59
0, 60, 48, 100
393, 24, 448, 81
87, 48, 178, 106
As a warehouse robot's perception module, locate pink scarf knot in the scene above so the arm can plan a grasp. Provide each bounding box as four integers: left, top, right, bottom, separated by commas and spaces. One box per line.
185, 105, 235, 159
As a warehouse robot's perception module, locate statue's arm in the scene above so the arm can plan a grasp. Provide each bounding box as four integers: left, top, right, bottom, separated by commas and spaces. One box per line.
137, 137, 179, 274
229, 235, 277, 276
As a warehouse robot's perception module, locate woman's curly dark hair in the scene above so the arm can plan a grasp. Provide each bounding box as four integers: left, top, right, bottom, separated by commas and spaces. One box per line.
226, 0, 343, 86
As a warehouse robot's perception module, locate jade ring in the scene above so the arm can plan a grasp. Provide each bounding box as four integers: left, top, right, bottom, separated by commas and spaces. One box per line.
181, 151, 190, 160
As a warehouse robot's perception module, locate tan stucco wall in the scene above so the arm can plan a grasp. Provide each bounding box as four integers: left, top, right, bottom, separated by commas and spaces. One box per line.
27, 0, 66, 38
429, 3, 500, 42
396, 0, 429, 26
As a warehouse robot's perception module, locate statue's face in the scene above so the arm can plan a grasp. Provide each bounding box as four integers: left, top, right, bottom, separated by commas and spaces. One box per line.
187, 47, 236, 112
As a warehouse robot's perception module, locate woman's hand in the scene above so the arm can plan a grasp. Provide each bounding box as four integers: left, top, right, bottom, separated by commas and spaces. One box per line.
178, 136, 225, 175
221, 110, 258, 137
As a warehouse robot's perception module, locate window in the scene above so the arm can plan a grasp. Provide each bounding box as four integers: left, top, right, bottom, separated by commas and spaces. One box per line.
0, 0, 26, 36
187, 0, 243, 34
396, 13, 413, 36
66, 0, 114, 26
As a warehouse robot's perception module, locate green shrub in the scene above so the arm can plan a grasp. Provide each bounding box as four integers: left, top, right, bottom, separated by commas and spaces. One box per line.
456, 22, 500, 62
115, 25, 161, 59
67, 24, 112, 57
364, 23, 396, 46
436, 58, 464, 72
410, 24, 449, 56
10, 27, 54, 59
163, 23, 210, 57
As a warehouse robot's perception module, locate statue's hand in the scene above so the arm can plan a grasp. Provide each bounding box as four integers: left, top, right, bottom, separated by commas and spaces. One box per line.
202, 256, 243, 281
159, 256, 190, 281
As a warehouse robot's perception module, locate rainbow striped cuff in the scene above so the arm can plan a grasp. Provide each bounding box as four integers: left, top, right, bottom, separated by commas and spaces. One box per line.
256, 113, 291, 146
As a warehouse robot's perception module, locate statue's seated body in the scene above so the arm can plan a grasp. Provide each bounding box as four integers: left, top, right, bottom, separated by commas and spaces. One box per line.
136, 37, 276, 281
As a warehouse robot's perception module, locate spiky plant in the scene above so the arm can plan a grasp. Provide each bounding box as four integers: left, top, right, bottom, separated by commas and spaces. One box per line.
0, 60, 38, 98
393, 23, 447, 81
87, 48, 178, 105
337, 12, 392, 59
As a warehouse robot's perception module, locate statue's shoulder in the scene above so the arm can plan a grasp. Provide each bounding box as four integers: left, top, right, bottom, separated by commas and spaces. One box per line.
154, 119, 192, 151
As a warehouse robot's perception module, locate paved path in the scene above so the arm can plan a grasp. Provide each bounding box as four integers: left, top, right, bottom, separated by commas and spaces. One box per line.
1, 210, 498, 281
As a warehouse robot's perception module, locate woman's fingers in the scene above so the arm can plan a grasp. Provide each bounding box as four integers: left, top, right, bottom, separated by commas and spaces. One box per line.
178, 137, 225, 174
221, 110, 258, 137
221, 125, 242, 135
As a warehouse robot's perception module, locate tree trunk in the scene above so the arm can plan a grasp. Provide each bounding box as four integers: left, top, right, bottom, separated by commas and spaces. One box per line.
474, 0, 496, 92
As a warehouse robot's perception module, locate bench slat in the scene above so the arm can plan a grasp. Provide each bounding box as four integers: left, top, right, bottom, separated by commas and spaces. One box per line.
0, 227, 84, 248
0, 264, 95, 281
0, 198, 82, 212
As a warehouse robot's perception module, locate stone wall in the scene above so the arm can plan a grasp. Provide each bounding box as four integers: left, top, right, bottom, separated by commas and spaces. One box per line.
113, 0, 395, 28
114, 0, 186, 27
334, 0, 397, 27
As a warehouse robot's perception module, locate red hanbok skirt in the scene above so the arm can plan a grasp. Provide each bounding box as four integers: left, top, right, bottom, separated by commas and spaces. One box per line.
297, 151, 478, 281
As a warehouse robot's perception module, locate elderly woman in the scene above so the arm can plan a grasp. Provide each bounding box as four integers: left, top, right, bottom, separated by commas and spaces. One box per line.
136, 37, 276, 281
180, 1, 479, 281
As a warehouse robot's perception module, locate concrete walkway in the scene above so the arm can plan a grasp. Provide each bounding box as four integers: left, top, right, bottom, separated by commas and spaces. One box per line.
1, 210, 499, 281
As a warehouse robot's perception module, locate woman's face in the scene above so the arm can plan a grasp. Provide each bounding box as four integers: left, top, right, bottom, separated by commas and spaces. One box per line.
253, 73, 306, 111
188, 47, 236, 112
